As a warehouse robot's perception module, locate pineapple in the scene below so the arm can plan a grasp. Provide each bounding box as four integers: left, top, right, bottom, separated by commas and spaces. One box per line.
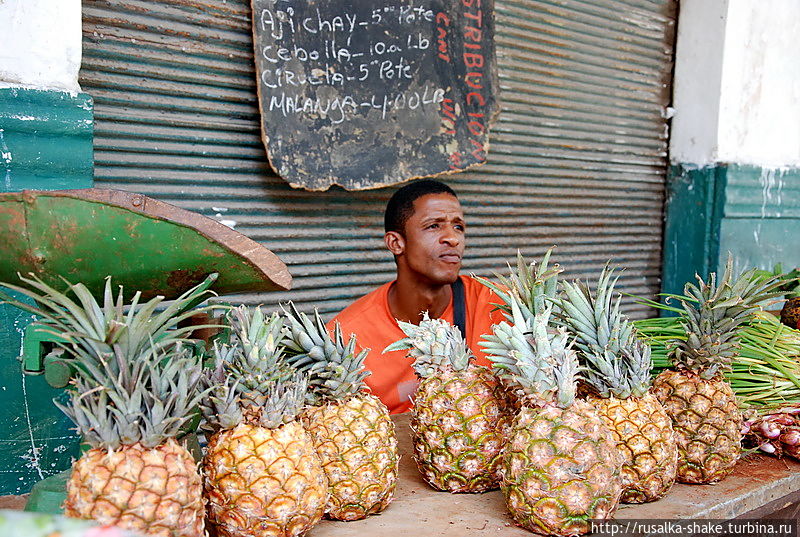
0, 274, 215, 537
281, 303, 398, 521
481, 299, 623, 536
384, 313, 510, 493
558, 267, 677, 503
200, 306, 328, 537
652, 256, 785, 484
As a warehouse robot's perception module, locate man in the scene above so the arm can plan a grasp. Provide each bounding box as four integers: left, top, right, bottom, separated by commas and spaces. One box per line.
328, 179, 503, 414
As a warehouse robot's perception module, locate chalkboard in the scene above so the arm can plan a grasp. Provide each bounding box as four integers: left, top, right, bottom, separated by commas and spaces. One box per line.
251, 0, 498, 191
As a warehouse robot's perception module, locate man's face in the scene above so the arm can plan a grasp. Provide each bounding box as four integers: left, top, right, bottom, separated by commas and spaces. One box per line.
395, 193, 466, 286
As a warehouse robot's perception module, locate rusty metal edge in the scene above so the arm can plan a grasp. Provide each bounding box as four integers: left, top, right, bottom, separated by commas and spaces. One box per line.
8, 188, 292, 292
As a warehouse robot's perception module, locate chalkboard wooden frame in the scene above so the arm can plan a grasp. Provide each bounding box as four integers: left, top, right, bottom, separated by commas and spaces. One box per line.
251, 0, 499, 191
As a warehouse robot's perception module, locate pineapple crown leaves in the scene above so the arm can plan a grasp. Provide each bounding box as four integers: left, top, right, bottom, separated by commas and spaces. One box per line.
556, 264, 633, 357
0, 273, 219, 374
556, 265, 653, 398
281, 302, 370, 404
232, 305, 285, 364
197, 306, 297, 430
198, 343, 243, 433
224, 305, 295, 390
383, 312, 473, 378
671, 255, 788, 379
752, 263, 800, 299
474, 247, 562, 323
552, 339, 580, 408
480, 297, 579, 408
55, 343, 209, 450
583, 337, 652, 399
199, 343, 310, 430
258, 372, 310, 428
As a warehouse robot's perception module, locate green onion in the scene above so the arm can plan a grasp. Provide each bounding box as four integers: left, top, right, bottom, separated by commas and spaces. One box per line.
634, 312, 800, 411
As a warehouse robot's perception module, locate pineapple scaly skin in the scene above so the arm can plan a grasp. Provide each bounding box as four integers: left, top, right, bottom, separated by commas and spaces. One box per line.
386, 314, 511, 493
587, 393, 677, 503
781, 297, 800, 329
204, 421, 327, 537
501, 400, 622, 536
64, 439, 203, 537
301, 393, 397, 520
652, 370, 742, 484
411, 363, 511, 492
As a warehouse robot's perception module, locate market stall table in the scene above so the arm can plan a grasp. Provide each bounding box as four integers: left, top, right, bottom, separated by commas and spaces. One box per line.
314, 413, 800, 536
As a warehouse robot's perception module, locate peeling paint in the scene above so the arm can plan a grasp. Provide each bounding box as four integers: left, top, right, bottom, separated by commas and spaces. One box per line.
0, 129, 11, 191
759, 167, 785, 218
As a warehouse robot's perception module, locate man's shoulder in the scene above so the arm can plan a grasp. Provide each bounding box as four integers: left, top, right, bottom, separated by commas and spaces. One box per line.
461, 274, 498, 298
330, 281, 392, 326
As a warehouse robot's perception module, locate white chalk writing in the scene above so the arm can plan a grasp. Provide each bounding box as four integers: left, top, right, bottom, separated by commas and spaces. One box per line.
255, 2, 443, 123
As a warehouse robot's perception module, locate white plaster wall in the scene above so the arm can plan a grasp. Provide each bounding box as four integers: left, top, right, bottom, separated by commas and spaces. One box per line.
0, 0, 82, 93
670, 0, 800, 168
668, 0, 728, 167
717, 1, 800, 167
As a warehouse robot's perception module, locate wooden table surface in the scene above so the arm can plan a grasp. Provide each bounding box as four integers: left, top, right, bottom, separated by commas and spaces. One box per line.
314, 413, 800, 536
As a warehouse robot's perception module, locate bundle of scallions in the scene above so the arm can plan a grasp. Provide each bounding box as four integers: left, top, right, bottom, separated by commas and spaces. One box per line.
634, 298, 800, 412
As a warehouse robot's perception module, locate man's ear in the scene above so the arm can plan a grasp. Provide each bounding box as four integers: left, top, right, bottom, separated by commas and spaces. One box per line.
385, 231, 405, 256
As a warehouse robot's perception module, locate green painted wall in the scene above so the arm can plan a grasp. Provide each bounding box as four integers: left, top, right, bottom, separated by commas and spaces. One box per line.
0, 88, 93, 191
661, 164, 726, 300
0, 299, 81, 495
0, 87, 93, 494
662, 163, 800, 304
719, 165, 800, 274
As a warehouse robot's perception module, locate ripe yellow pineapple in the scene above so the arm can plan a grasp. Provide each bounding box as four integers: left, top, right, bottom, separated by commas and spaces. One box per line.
282, 303, 398, 521
0, 274, 216, 537
481, 299, 623, 535
200, 306, 327, 537
653, 256, 785, 484
385, 313, 510, 493
559, 267, 677, 503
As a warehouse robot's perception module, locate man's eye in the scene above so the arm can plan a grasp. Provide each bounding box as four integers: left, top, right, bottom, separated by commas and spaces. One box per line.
455, 225, 465, 231
427, 223, 439, 229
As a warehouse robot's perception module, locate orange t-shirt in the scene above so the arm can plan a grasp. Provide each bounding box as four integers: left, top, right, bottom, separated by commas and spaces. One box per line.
327, 275, 505, 414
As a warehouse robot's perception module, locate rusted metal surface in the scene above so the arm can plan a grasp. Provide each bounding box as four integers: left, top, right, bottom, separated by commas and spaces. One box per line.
0, 188, 290, 300
80, 0, 676, 318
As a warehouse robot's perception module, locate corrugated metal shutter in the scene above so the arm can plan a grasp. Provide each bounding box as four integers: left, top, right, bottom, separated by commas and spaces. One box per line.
80, 0, 676, 319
